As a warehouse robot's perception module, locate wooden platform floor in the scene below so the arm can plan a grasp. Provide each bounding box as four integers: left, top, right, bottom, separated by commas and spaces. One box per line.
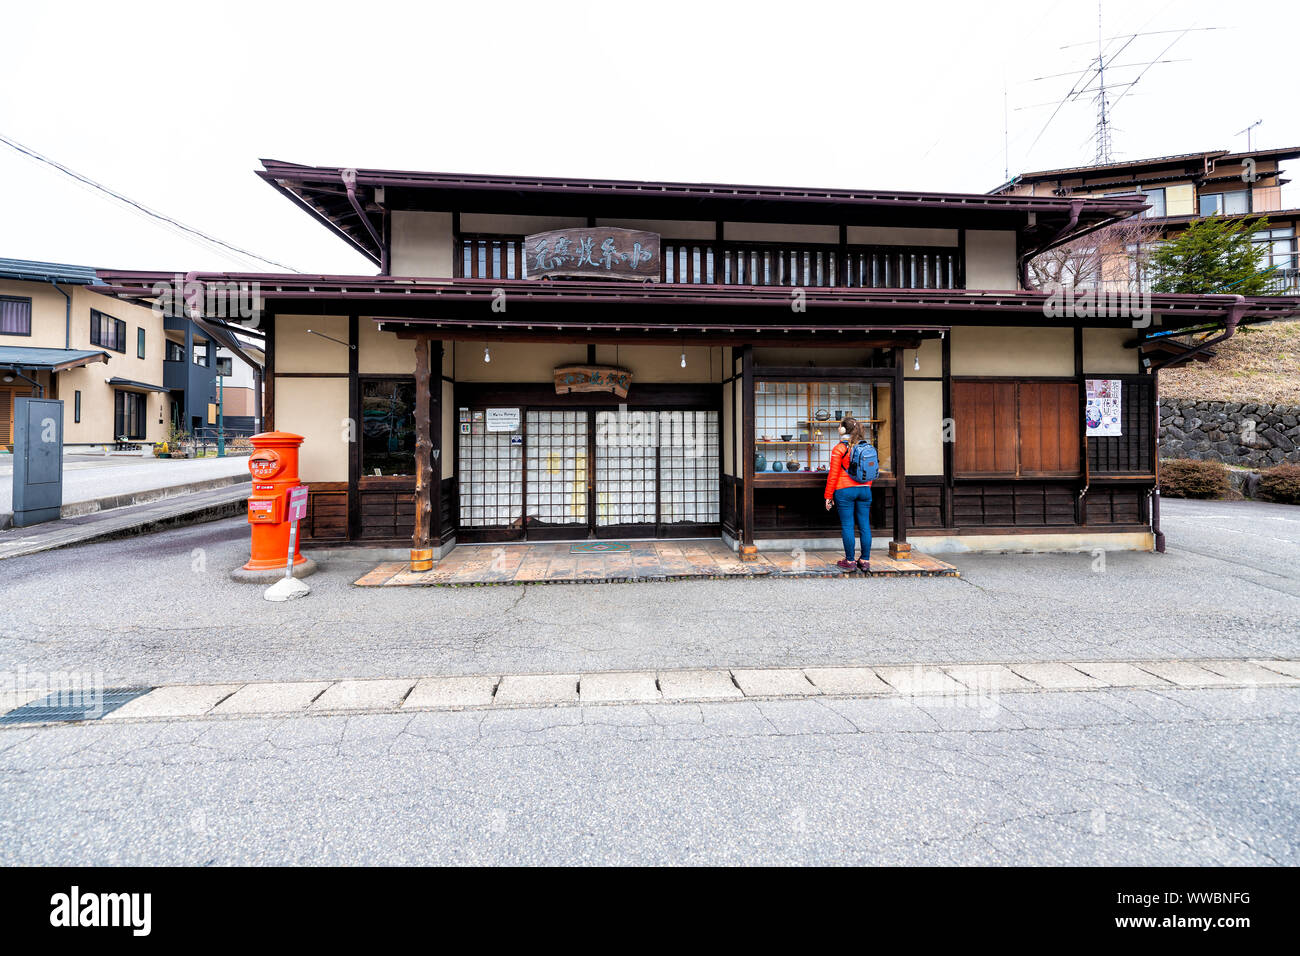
354, 541, 959, 587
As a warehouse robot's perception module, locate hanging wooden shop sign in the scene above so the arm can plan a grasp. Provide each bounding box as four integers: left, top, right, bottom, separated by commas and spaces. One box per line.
525, 227, 659, 280
554, 365, 633, 399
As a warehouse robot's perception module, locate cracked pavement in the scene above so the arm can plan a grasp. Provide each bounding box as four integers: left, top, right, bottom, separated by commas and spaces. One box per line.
1, 497, 1297, 864
0, 498, 1297, 686
1, 686, 1295, 864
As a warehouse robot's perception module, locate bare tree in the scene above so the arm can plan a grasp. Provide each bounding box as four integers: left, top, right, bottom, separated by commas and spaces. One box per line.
1026, 217, 1163, 292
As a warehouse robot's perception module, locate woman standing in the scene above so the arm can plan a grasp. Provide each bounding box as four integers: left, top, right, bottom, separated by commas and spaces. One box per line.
823, 416, 873, 572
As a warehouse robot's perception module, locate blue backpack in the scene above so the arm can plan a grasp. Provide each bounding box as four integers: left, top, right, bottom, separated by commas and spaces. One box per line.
846, 440, 879, 482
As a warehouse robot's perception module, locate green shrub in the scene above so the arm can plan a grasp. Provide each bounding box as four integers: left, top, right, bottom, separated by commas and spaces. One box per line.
1159, 458, 1230, 500
1258, 463, 1300, 505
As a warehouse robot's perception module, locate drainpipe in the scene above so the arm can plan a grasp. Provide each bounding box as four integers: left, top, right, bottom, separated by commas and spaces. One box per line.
7, 367, 43, 396
1147, 295, 1247, 373
1146, 294, 1248, 554
51, 281, 72, 348
341, 169, 385, 264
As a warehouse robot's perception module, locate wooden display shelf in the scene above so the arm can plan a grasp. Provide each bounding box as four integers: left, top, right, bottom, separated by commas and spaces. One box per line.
800, 420, 883, 426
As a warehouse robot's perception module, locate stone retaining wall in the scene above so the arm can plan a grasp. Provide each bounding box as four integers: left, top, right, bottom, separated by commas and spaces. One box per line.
1159, 400, 1300, 466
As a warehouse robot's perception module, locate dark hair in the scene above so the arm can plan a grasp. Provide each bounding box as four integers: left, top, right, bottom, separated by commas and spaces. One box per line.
841, 415, 868, 444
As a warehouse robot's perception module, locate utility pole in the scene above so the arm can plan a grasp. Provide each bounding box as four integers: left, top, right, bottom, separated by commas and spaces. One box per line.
217, 366, 226, 457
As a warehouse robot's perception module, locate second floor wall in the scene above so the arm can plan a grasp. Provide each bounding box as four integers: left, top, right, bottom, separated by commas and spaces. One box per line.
0, 279, 164, 382
388, 212, 1021, 290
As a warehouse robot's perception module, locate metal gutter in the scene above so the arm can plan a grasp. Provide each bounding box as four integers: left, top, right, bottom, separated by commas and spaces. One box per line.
341, 169, 385, 261
50, 280, 72, 348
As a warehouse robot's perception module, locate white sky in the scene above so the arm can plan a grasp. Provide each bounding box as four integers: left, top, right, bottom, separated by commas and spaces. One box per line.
2, 0, 1296, 276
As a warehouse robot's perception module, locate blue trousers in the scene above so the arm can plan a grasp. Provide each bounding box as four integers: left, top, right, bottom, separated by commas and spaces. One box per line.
833, 485, 873, 561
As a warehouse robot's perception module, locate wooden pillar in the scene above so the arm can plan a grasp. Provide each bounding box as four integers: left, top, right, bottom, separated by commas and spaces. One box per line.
411, 335, 434, 571
263, 313, 275, 432
1074, 325, 1089, 527
740, 345, 756, 559
889, 347, 911, 559
347, 316, 360, 541
940, 330, 952, 529
430, 340, 443, 546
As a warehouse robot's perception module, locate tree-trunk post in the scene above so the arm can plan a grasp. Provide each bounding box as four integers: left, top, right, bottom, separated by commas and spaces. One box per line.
411, 335, 434, 572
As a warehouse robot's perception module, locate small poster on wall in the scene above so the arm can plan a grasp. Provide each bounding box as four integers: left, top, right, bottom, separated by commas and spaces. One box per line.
1086, 379, 1122, 437
486, 407, 521, 432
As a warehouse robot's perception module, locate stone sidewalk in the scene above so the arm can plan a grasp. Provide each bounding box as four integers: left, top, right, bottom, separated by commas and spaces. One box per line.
3, 657, 1296, 727
0, 453, 250, 520
356, 541, 959, 587
0, 483, 249, 560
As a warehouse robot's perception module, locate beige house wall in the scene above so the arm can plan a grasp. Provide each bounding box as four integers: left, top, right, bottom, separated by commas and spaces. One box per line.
597, 218, 714, 240
359, 318, 416, 374
441, 380, 454, 480
964, 230, 1019, 289
904, 379, 944, 476
593, 345, 721, 384
904, 338, 942, 378
950, 326, 1074, 376
454, 342, 586, 382
724, 222, 839, 244
390, 211, 454, 277
1082, 327, 1139, 374
752, 347, 877, 367
459, 213, 585, 235
275, 315, 349, 373
0, 279, 166, 444
846, 226, 959, 247
221, 386, 255, 416
274, 377, 348, 482
721, 380, 734, 476
1166, 183, 1195, 217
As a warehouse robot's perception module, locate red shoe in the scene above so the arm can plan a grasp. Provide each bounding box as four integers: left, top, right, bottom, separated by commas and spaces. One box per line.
835, 559, 857, 571
857, 559, 870, 573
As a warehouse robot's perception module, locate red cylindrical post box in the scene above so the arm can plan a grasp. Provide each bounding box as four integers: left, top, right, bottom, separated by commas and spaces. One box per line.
242, 431, 308, 571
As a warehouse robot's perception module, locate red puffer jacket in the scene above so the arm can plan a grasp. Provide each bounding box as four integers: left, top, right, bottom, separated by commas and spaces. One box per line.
824, 441, 871, 500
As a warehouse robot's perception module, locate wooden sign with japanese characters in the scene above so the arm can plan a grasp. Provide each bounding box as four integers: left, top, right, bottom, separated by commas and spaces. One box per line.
525, 227, 659, 280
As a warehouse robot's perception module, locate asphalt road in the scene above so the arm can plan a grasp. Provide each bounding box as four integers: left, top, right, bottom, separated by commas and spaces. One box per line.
1, 686, 1294, 865
0, 498, 1296, 686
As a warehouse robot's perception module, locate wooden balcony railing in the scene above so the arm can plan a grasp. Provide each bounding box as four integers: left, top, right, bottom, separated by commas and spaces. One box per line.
458, 235, 963, 289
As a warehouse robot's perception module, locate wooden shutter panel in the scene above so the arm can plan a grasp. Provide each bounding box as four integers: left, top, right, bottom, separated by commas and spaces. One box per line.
953, 381, 1017, 476
0, 388, 13, 446
1018, 382, 1080, 475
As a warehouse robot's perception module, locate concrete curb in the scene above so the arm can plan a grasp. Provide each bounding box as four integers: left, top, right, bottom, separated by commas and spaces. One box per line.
4, 657, 1297, 727
0, 473, 251, 530
0, 487, 249, 561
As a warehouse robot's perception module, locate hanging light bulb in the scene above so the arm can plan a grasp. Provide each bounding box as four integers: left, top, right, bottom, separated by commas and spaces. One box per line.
913, 351, 920, 372
680, 351, 687, 368
483, 344, 491, 364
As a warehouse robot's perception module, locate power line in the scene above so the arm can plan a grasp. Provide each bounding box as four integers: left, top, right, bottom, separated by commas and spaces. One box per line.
0, 131, 301, 273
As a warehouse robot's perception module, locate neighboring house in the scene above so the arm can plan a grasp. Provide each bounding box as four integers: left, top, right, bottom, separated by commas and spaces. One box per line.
94, 160, 1298, 559
991, 147, 1300, 294
162, 310, 219, 437
215, 341, 264, 434
0, 258, 219, 451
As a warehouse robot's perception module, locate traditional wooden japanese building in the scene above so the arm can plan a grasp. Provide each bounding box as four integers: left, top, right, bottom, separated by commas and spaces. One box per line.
95, 160, 1298, 560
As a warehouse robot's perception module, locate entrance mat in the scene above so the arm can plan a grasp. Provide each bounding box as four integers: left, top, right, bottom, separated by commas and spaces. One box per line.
0, 687, 152, 725
571, 542, 631, 554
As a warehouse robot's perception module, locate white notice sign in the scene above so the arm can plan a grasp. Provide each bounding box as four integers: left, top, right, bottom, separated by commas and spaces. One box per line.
486, 407, 521, 432
1085, 379, 1122, 437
